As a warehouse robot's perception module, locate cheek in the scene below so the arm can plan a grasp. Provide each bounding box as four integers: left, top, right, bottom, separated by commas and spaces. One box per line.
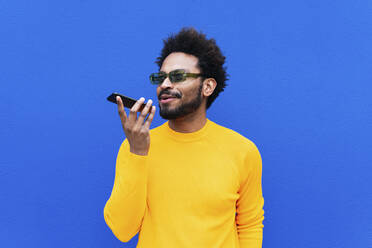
156, 87, 161, 96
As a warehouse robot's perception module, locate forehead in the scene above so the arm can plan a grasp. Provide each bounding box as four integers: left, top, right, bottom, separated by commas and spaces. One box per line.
160, 52, 200, 72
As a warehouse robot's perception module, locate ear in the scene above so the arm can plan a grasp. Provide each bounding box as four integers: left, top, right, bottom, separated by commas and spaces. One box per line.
202, 78, 217, 97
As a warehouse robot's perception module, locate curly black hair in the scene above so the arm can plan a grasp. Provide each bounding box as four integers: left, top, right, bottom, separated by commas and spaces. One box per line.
155, 27, 228, 109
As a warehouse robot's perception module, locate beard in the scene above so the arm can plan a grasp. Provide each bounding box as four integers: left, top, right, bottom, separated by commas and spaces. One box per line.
158, 82, 203, 120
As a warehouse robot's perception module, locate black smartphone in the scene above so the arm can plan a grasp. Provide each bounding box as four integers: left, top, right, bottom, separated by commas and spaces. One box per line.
107, 92, 147, 112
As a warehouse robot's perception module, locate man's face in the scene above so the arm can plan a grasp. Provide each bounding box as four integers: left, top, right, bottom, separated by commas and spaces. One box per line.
157, 52, 204, 120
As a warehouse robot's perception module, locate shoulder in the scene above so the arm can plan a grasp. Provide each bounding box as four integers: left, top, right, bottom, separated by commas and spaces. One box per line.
208, 119, 259, 152
208, 120, 262, 183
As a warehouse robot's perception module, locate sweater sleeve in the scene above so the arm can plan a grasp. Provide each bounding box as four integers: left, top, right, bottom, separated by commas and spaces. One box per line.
103, 138, 148, 242
236, 141, 265, 248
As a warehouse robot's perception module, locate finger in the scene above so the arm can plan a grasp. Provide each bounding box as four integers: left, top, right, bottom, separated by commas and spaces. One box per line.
143, 105, 156, 130
116, 96, 127, 123
135, 99, 153, 129
128, 97, 145, 125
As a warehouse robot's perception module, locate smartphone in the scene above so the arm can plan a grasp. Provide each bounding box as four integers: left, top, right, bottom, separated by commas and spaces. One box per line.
107, 92, 147, 112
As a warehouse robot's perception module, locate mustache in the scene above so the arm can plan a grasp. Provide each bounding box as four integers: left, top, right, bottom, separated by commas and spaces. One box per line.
158, 90, 182, 99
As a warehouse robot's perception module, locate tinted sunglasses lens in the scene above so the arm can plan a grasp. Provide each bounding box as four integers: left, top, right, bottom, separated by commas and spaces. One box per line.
169, 71, 185, 82
150, 73, 166, 84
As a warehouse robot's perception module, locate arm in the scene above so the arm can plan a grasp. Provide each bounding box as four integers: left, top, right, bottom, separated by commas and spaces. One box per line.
236, 142, 265, 248
103, 138, 148, 242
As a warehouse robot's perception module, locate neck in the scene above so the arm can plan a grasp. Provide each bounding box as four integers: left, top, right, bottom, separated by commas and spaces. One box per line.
168, 105, 207, 133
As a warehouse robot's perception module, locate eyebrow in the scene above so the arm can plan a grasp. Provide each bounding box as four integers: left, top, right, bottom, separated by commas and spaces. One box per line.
159, 69, 189, 73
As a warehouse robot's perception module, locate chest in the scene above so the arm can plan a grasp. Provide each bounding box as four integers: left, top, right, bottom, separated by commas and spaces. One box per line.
147, 147, 240, 216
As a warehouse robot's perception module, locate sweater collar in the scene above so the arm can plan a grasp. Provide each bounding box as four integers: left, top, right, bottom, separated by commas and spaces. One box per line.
162, 118, 212, 142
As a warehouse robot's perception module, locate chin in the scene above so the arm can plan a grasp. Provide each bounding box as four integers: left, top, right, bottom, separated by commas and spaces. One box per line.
159, 94, 203, 120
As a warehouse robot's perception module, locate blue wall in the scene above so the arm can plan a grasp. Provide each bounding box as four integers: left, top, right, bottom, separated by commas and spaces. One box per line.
1, 1, 371, 247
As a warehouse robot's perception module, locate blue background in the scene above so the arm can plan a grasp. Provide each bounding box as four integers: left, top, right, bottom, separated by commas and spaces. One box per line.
1, 0, 371, 247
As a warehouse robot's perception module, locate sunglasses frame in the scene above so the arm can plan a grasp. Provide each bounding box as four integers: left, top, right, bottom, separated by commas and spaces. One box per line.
149, 69, 202, 85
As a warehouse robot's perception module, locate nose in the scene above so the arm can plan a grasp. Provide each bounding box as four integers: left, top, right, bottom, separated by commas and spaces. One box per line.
158, 76, 173, 89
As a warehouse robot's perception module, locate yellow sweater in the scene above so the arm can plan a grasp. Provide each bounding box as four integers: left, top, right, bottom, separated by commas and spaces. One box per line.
103, 118, 264, 248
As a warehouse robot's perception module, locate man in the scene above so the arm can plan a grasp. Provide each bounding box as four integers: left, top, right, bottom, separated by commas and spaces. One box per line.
103, 27, 264, 248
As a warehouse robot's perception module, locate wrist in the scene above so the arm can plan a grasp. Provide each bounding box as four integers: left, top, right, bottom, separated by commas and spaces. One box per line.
130, 148, 148, 156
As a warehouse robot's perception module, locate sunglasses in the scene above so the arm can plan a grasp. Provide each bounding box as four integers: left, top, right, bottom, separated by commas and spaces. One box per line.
149, 69, 202, 85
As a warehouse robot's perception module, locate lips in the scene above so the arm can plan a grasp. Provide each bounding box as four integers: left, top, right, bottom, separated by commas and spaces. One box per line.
159, 94, 177, 100
159, 94, 178, 104
160, 98, 176, 103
